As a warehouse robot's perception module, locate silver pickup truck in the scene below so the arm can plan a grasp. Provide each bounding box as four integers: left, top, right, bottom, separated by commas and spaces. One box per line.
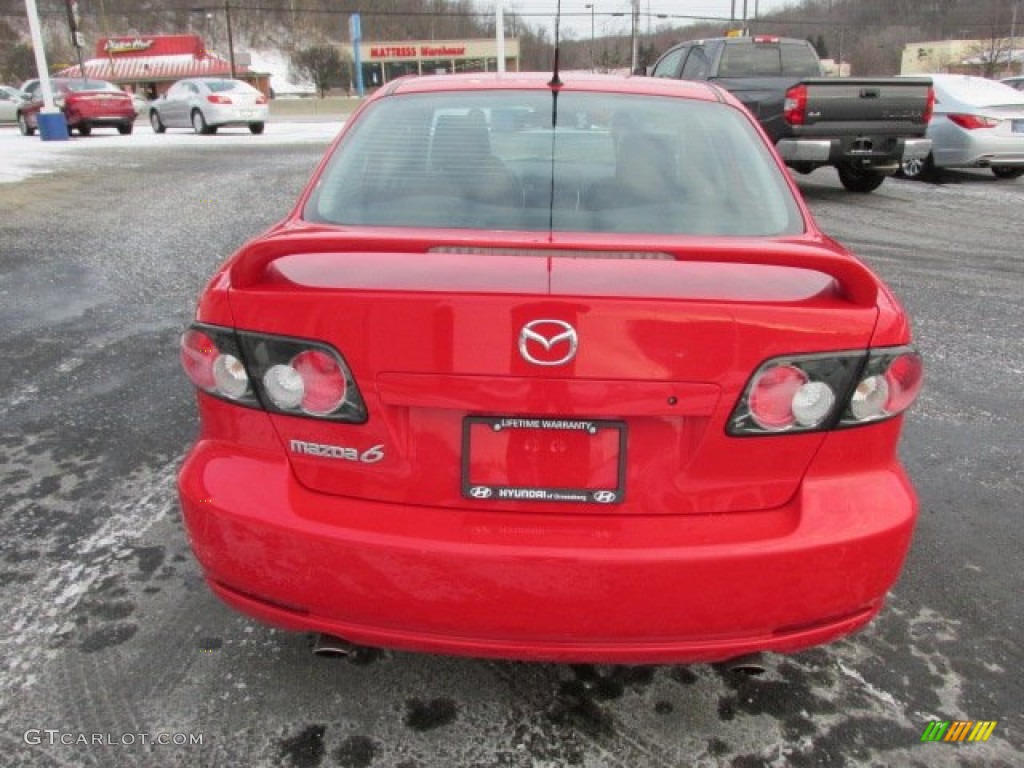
649, 35, 933, 193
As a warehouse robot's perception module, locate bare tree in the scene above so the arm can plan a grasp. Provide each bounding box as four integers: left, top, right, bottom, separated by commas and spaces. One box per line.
292, 45, 350, 98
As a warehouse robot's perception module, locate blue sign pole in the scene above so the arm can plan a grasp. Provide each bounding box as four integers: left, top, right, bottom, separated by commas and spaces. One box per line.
350, 13, 364, 98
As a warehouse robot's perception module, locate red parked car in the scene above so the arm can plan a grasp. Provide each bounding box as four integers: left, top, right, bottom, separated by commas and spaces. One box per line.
18, 78, 135, 137
178, 73, 923, 664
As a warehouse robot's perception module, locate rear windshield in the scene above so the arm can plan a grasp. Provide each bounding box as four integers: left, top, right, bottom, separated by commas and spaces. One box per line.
936, 76, 1024, 108
305, 90, 802, 237
64, 80, 121, 93
205, 79, 254, 93
718, 41, 821, 78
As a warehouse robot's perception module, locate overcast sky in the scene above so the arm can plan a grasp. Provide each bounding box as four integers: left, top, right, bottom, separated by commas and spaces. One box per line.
505, 1, 795, 38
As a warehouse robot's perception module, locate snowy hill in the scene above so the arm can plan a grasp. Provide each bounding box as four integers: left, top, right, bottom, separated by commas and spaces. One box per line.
248, 49, 316, 97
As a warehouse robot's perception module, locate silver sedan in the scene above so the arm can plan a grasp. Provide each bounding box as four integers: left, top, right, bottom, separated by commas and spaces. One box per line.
0, 85, 25, 123
149, 78, 269, 135
902, 74, 1024, 181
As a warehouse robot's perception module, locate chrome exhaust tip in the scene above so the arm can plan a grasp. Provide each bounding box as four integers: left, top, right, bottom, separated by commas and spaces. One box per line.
721, 653, 767, 676
312, 633, 357, 657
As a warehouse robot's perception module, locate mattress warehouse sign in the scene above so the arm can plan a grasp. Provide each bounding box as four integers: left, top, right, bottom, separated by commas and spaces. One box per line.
351, 38, 520, 82
369, 44, 469, 59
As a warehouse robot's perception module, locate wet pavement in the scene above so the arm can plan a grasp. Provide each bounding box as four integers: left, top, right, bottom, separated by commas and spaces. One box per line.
0, 137, 1020, 767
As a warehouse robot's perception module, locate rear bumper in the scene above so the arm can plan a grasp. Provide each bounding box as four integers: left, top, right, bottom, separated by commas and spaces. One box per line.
65, 108, 134, 126
178, 439, 917, 664
777, 136, 931, 170
205, 104, 269, 126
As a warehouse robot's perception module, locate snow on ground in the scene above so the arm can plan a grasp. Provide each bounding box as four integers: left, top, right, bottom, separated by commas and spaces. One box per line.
0, 121, 340, 184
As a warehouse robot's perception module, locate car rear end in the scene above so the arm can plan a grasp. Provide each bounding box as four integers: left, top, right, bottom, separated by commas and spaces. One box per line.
201, 79, 269, 127
62, 79, 135, 132
177, 75, 922, 663
929, 76, 1024, 170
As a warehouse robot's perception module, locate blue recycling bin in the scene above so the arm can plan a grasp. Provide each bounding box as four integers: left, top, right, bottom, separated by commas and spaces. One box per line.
37, 111, 69, 141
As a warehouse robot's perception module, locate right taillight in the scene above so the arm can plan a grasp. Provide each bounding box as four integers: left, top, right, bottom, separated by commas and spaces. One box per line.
729, 346, 922, 436
783, 83, 808, 126
180, 324, 367, 422
947, 113, 1000, 130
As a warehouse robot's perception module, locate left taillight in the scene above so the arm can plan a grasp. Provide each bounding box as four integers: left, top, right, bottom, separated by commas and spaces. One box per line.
207, 94, 232, 105
180, 324, 367, 422
728, 346, 923, 436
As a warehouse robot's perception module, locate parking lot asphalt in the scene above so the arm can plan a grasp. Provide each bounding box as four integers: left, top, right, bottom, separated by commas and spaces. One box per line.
0, 129, 1021, 767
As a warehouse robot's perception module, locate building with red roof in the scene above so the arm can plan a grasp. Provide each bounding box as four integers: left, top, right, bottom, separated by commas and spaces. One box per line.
58, 35, 269, 99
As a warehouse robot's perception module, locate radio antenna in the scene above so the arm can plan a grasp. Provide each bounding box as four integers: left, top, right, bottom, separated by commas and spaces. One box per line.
548, 0, 563, 88
547, 0, 563, 238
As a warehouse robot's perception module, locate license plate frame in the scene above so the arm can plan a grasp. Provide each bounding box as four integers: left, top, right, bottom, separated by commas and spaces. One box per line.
1012, 119, 1024, 134
461, 416, 627, 504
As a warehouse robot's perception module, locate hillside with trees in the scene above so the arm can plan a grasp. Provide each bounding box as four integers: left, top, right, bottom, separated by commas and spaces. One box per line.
2, 0, 1021, 85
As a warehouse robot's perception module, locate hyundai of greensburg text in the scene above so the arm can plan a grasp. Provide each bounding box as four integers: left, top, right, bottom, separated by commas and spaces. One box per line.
178, 73, 922, 664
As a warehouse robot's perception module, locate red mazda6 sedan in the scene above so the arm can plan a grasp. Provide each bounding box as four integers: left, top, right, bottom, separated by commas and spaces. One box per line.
178, 73, 922, 664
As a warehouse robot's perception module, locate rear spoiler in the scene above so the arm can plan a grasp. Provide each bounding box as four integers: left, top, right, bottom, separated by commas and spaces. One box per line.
229, 231, 879, 307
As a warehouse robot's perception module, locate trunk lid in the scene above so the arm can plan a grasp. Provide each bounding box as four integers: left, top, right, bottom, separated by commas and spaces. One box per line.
226, 233, 879, 515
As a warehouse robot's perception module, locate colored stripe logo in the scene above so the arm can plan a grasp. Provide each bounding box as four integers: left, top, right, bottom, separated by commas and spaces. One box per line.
920, 721, 997, 743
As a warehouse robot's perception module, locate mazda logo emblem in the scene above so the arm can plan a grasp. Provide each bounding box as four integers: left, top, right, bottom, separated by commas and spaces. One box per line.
519, 320, 578, 366
469, 486, 493, 499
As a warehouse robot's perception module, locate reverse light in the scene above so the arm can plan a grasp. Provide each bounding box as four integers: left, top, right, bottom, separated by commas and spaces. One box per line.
947, 113, 999, 130
264, 364, 304, 409
792, 380, 836, 427
783, 84, 808, 126
212, 354, 250, 399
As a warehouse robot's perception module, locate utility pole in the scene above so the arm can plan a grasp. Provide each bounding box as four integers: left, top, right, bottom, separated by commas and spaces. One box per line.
224, 1, 236, 79
1012, 2, 1021, 75
630, 0, 639, 73
586, 3, 595, 72
496, 0, 506, 74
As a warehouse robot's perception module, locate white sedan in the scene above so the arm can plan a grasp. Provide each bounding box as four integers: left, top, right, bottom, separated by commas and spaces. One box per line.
0, 85, 25, 124
149, 78, 269, 135
902, 74, 1024, 181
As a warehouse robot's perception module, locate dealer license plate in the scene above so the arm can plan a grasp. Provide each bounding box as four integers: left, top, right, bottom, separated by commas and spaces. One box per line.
462, 416, 626, 504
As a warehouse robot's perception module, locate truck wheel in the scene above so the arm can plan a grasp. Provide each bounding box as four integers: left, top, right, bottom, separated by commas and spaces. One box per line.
899, 154, 936, 181
837, 164, 886, 193
991, 166, 1023, 180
